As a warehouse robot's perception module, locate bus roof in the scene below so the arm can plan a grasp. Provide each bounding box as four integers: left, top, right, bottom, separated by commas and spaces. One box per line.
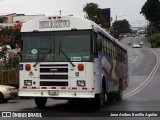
21, 15, 95, 32
21, 15, 127, 51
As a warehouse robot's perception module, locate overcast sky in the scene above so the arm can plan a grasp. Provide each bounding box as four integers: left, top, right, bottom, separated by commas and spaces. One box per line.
0, 0, 147, 27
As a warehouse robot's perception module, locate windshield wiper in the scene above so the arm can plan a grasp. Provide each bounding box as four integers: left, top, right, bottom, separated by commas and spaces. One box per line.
33, 49, 40, 67
33, 45, 53, 67
59, 41, 75, 67
41, 44, 53, 61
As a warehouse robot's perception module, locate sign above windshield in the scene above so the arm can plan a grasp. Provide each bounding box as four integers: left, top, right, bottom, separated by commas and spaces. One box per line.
39, 20, 70, 29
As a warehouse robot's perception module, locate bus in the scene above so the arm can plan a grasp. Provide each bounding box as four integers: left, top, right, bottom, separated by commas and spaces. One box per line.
18, 15, 128, 108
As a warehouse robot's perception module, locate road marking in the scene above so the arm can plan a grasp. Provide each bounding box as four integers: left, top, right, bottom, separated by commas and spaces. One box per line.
130, 56, 138, 64
124, 49, 160, 98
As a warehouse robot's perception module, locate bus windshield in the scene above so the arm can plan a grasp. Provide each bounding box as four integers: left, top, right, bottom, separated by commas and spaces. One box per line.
21, 30, 92, 62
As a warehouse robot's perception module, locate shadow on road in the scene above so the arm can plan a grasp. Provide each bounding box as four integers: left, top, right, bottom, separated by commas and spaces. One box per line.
19, 99, 125, 117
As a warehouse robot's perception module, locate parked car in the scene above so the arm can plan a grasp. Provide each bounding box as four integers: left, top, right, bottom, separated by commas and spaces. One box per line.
133, 43, 142, 48
0, 85, 17, 103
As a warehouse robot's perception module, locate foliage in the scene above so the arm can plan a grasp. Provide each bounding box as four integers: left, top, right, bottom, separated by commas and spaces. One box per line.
146, 23, 159, 37
149, 33, 160, 47
0, 23, 22, 46
140, 0, 160, 32
0, 27, 14, 45
0, 22, 22, 70
83, 3, 107, 28
111, 19, 131, 38
110, 30, 119, 39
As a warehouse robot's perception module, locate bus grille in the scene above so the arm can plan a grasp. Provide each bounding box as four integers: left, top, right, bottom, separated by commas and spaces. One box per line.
40, 81, 68, 86
39, 64, 68, 86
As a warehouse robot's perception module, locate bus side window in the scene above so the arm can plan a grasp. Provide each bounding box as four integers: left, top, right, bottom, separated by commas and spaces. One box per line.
119, 48, 121, 62
102, 36, 105, 55
110, 41, 113, 59
93, 32, 98, 57
115, 45, 118, 61
106, 39, 108, 57
126, 51, 127, 64
104, 38, 107, 57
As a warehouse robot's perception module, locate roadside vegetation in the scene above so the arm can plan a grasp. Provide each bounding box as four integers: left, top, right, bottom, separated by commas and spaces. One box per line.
0, 23, 21, 86
0, 23, 21, 69
141, 0, 160, 47
83, 3, 107, 28
83, 3, 132, 39
149, 33, 160, 48
111, 20, 132, 39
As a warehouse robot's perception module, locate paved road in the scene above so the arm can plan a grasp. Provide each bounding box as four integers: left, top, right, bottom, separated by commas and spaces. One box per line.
1, 35, 160, 120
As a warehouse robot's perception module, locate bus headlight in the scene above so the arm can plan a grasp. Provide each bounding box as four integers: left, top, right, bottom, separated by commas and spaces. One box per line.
77, 80, 85, 87
24, 80, 32, 86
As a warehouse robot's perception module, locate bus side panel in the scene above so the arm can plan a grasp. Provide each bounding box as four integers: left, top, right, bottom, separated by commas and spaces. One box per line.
94, 58, 101, 94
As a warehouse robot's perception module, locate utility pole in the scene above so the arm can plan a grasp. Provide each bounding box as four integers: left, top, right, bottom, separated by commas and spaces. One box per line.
116, 15, 117, 21
59, 10, 62, 15
115, 15, 126, 21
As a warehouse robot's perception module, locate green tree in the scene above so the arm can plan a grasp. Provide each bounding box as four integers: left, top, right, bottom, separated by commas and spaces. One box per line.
149, 33, 160, 47
0, 24, 21, 70
140, 0, 160, 31
111, 19, 131, 38
83, 3, 106, 28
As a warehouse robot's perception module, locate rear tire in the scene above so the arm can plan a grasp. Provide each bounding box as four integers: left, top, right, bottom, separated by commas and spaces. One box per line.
115, 80, 123, 102
0, 92, 4, 103
94, 88, 105, 108
34, 97, 47, 108
107, 92, 115, 104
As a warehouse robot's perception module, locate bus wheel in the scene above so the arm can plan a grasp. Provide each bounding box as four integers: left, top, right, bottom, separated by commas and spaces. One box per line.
115, 80, 123, 102
3, 99, 9, 103
34, 97, 47, 108
94, 88, 105, 108
107, 92, 115, 104
0, 92, 4, 103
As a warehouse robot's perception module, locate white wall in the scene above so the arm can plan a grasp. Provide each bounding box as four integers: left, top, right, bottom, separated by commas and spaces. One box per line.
13, 15, 45, 23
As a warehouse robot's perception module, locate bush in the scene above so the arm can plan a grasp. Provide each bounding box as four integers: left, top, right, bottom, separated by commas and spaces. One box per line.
149, 33, 160, 47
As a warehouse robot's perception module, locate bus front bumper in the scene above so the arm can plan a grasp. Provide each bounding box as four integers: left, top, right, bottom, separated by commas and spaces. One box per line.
18, 89, 95, 98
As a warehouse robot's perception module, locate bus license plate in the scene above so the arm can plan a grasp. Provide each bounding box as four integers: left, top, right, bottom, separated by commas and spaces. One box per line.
49, 90, 59, 95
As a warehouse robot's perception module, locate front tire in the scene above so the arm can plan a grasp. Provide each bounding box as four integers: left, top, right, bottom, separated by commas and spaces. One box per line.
0, 92, 4, 103
3, 99, 9, 103
34, 97, 47, 108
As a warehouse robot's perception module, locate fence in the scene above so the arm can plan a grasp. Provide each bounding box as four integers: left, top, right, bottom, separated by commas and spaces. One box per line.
0, 69, 19, 87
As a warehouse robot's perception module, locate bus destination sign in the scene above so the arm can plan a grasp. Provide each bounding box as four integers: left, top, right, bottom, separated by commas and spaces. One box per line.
39, 20, 70, 29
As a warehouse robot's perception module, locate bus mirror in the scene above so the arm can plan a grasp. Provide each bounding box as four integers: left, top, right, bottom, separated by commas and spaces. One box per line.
96, 39, 102, 51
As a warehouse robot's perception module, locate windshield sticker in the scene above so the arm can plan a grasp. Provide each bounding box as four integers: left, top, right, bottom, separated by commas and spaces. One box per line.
31, 49, 38, 54
25, 54, 37, 60
71, 57, 81, 61
82, 56, 90, 60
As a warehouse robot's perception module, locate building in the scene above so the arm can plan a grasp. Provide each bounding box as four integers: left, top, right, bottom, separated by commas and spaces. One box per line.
13, 14, 45, 23
0, 13, 45, 29
0, 13, 25, 29
99, 8, 111, 29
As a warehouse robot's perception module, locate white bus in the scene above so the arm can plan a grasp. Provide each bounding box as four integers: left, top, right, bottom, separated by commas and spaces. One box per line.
18, 16, 128, 108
